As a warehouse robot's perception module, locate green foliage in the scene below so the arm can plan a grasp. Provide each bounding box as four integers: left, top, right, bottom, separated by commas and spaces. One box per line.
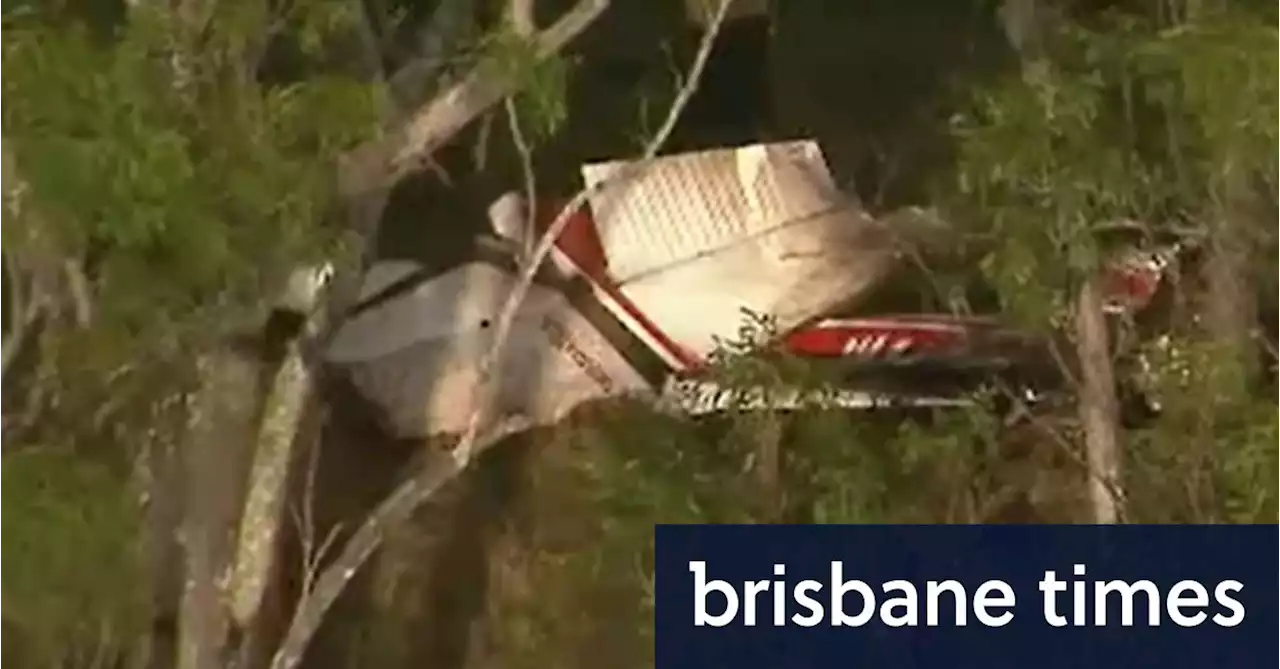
951, 39, 1143, 327
477, 313, 1013, 669
478, 27, 572, 143
2, 448, 148, 669
948, 5, 1277, 522
2, 4, 384, 666
2, 6, 381, 332
4, 4, 1276, 668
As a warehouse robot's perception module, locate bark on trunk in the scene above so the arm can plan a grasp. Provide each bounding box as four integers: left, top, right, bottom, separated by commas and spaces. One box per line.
1073, 278, 1123, 524
227, 338, 317, 667
998, 0, 1125, 525
176, 347, 265, 669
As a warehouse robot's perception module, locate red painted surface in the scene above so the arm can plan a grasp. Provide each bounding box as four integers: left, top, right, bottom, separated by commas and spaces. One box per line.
783, 318, 972, 358
534, 198, 1175, 370
540, 203, 610, 278
537, 201, 702, 370
1102, 262, 1163, 312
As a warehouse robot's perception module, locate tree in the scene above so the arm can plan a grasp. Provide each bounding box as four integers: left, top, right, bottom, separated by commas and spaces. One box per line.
4, 2, 1274, 668
4, 0, 741, 667
949, 0, 1277, 523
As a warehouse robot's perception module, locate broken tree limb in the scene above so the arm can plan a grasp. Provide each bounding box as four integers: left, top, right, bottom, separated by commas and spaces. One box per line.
266, 4, 737, 668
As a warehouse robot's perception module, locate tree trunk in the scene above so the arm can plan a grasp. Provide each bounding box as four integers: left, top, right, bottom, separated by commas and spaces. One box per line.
1073, 278, 1123, 524
176, 347, 265, 669
227, 337, 319, 669
997, 0, 1125, 525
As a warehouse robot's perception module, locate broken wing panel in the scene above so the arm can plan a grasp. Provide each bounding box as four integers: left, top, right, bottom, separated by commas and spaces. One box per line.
326, 262, 652, 439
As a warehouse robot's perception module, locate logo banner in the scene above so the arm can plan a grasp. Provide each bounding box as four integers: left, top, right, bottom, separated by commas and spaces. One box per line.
654, 524, 1278, 669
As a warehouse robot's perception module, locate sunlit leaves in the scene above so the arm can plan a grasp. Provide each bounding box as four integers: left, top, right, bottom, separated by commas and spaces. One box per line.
3, 10, 382, 331
2, 447, 149, 667
948, 5, 1277, 522
478, 27, 573, 144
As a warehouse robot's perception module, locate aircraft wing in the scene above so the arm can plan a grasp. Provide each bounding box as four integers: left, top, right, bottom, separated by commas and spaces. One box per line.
581, 140, 901, 361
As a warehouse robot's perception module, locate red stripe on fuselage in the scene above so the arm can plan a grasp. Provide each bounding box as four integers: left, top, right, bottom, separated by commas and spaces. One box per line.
784, 318, 971, 357
537, 203, 702, 372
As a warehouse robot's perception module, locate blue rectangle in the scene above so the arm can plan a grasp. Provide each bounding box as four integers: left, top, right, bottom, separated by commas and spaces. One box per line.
655, 525, 1278, 669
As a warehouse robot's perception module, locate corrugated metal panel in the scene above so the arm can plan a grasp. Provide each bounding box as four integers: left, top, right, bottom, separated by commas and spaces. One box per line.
580, 140, 842, 282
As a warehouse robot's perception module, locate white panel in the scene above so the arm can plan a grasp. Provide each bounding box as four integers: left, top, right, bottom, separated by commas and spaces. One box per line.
581, 140, 843, 282
326, 262, 653, 439
327, 262, 508, 364
613, 204, 898, 358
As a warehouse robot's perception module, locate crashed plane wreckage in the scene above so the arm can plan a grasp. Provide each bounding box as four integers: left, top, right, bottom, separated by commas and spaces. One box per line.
323, 141, 1182, 440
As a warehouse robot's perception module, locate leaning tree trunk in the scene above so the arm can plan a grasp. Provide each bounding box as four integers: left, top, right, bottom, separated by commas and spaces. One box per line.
998, 0, 1125, 524
243, 3, 618, 669
1073, 278, 1124, 524
175, 343, 270, 669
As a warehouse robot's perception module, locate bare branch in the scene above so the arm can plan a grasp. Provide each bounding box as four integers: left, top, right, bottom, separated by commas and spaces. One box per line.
334, 0, 607, 272
62, 258, 92, 328
342, 0, 611, 202
386, 0, 479, 110
509, 0, 537, 35
504, 98, 538, 258
1, 255, 40, 381
452, 0, 735, 466
507, 0, 538, 259
290, 436, 343, 598
2, 150, 57, 383
267, 4, 737, 667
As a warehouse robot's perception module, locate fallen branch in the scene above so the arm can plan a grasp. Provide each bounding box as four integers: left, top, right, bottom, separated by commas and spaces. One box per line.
266, 3, 736, 667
